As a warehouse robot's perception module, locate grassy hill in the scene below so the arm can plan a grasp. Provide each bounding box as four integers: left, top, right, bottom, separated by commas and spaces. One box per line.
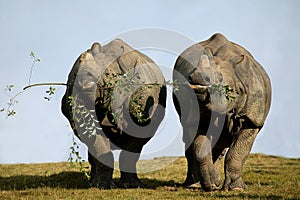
0, 154, 299, 199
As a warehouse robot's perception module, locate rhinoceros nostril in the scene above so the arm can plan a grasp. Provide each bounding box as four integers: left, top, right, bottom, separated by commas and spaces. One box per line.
205, 77, 210, 83
219, 76, 223, 82
188, 75, 193, 83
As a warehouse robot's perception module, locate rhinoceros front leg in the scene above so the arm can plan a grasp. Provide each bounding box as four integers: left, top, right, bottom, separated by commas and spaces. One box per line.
194, 135, 223, 191
83, 134, 115, 189
181, 120, 201, 186
183, 143, 200, 186
78, 129, 115, 189
223, 128, 259, 191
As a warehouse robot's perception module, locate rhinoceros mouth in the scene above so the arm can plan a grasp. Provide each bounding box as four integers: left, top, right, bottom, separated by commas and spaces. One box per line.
188, 84, 209, 94
188, 84, 210, 102
82, 81, 96, 89
76, 80, 97, 90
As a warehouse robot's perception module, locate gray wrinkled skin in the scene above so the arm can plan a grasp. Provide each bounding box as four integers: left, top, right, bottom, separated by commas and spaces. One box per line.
61, 39, 166, 189
173, 33, 271, 191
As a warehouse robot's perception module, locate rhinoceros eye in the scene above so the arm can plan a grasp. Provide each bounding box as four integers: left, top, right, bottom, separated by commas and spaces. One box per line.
205, 77, 211, 83
219, 74, 223, 82
87, 72, 94, 77
188, 75, 195, 84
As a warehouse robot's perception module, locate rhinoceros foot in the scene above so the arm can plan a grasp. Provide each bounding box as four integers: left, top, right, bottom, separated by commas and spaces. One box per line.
222, 177, 247, 191
90, 175, 116, 189
118, 172, 145, 188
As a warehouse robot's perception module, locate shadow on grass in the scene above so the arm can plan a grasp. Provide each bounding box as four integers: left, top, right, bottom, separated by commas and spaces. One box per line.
0, 172, 90, 190
1, 174, 297, 199
0, 172, 180, 191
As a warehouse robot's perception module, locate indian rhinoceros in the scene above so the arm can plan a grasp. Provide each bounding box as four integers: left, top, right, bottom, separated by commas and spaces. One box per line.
61, 39, 166, 189
173, 33, 271, 191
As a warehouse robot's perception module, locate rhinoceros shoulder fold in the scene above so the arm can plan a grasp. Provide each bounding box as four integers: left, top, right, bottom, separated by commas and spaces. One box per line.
234, 55, 271, 127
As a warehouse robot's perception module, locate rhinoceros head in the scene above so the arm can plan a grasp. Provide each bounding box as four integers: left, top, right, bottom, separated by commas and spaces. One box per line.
175, 44, 241, 114
189, 47, 240, 112
68, 40, 131, 108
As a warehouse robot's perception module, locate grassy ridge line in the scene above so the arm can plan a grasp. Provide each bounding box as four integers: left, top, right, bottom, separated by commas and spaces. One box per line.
0, 154, 299, 200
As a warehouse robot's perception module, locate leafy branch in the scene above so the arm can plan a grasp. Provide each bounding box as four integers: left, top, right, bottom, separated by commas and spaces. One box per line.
68, 96, 102, 137
1, 85, 23, 117
68, 136, 90, 180
208, 84, 237, 102
1, 52, 42, 117
28, 51, 41, 85
67, 96, 104, 180
99, 71, 175, 124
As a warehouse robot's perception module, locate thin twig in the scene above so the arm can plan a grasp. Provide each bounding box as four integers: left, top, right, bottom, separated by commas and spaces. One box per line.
23, 81, 184, 91
23, 82, 68, 90
28, 59, 35, 85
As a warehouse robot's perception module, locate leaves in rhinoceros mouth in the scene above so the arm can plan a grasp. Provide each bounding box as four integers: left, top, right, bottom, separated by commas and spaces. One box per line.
96, 71, 187, 124
208, 84, 237, 102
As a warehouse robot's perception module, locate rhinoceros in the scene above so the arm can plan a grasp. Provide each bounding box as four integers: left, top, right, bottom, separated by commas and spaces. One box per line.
61, 39, 166, 188
173, 33, 271, 191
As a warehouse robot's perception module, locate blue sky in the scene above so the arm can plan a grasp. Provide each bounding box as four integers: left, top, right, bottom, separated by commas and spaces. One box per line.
0, 0, 299, 163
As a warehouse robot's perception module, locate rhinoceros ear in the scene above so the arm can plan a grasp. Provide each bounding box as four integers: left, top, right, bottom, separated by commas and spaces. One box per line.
204, 47, 214, 57
234, 55, 271, 127
91, 42, 101, 56
200, 33, 229, 51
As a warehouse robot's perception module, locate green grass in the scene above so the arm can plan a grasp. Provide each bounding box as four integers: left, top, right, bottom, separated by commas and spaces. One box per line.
0, 154, 299, 199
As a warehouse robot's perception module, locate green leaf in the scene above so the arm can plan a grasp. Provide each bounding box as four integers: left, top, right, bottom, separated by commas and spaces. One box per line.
30, 51, 41, 62
7, 110, 16, 117
30, 51, 35, 58
6, 85, 14, 92
46, 87, 56, 95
